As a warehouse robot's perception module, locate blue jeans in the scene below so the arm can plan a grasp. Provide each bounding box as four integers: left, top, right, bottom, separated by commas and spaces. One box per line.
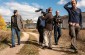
11, 28, 20, 46
54, 26, 61, 44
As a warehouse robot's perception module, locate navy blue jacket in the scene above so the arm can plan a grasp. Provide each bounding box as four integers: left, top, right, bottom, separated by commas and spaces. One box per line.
64, 2, 82, 27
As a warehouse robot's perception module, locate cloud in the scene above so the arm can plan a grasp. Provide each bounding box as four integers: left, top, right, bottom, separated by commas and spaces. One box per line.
57, 0, 67, 5
0, 7, 12, 16
0, 2, 41, 22
57, 0, 85, 7
77, 0, 85, 7
31, 3, 43, 8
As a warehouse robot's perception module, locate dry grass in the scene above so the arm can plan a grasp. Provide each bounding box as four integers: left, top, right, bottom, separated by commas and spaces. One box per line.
18, 33, 39, 55
0, 30, 11, 50
0, 30, 11, 42
0, 29, 23, 51
57, 29, 85, 55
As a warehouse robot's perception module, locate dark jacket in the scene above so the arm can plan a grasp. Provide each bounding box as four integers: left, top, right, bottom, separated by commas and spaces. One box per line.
11, 15, 24, 31
53, 15, 62, 26
36, 16, 45, 29
64, 2, 82, 27
44, 12, 53, 31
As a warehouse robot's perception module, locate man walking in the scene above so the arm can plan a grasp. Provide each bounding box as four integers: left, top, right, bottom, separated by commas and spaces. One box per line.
36, 12, 45, 46
43, 7, 53, 49
11, 10, 24, 48
64, 0, 82, 52
53, 11, 62, 45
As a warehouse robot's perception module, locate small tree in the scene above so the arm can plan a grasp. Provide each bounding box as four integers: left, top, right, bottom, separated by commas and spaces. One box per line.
0, 15, 6, 30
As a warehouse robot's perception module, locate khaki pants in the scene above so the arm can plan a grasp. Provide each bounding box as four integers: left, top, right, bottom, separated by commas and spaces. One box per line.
69, 25, 80, 49
43, 29, 52, 47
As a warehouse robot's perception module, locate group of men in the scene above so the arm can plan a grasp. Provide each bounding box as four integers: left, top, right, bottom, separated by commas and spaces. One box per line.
37, 8, 62, 48
10, 0, 82, 53
37, 0, 82, 53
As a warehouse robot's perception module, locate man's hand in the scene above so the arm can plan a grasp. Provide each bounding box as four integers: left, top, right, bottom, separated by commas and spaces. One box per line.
21, 28, 25, 32
76, 24, 80, 27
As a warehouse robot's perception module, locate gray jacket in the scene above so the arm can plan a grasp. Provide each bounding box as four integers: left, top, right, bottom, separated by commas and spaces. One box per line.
11, 15, 24, 31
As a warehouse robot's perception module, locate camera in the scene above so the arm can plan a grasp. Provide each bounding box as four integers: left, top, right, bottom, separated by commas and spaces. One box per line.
35, 8, 48, 16
56, 18, 63, 24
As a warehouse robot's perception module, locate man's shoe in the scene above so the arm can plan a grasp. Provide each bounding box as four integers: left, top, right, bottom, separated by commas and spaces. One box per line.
48, 47, 52, 49
17, 43, 20, 45
10, 45, 15, 48
42, 46, 48, 49
73, 50, 78, 53
70, 46, 77, 50
54, 43, 58, 45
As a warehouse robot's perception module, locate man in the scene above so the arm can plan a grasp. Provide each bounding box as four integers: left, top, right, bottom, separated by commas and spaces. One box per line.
11, 10, 24, 48
64, 0, 82, 52
53, 11, 62, 45
36, 12, 45, 46
43, 7, 53, 49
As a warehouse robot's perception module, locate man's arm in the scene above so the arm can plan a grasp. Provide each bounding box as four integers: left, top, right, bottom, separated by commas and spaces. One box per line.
79, 9, 82, 28
42, 14, 48, 20
64, 2, 71, 11
11, 16, 13, 30
36, 17, 40, 29
20, 15, 24, 29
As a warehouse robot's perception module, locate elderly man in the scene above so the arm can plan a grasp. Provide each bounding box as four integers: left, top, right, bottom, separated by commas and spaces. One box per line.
53, 11, 62, 45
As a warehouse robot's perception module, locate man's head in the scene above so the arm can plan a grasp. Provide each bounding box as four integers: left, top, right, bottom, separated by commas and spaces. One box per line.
56, 10, 60, 16
13, 10, 18, 15
48, 7, 52, 13
71, 0, 77, 9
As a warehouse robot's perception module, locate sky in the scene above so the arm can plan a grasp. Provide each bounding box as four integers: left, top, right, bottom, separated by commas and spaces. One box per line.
0, 0, 85, 22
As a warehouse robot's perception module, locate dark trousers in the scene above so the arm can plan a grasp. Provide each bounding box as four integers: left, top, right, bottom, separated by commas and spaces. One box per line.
54, 26, 61, 44
11, 28, 20, 46
69, 25, 80, 49
38, 27, 44, 43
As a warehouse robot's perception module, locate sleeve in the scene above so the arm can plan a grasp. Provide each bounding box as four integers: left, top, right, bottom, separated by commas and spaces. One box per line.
11, 16, 13, 30
64, 2, 71, 12
42, 14, 48, 20
79, 9, 82, 28
36, 17, 40, 29
53, 16, 55, 25
20, 15, 24, 28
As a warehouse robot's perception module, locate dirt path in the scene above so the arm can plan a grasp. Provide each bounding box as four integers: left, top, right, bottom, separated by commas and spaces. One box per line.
0, 32, 29, 55
28, 32, 66, 55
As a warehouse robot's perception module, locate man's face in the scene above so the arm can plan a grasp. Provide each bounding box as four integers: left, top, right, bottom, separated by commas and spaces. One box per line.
50, 8, 52, 11
15, 11, 18, 15
56, 11, 59, 16
48, 8, 52, 12
71, 0, 77, 8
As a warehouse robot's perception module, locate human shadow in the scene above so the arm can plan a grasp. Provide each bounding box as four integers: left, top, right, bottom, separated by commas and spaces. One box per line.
20, 40, 40, 47
1, 39, 11, 47
52, 46, 78, 54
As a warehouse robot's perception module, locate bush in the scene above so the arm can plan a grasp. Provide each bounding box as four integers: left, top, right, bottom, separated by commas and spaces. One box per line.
0, 30, 11, 43
0, 15, 7, 30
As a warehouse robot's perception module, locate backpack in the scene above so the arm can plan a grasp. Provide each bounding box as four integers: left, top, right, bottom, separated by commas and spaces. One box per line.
40, 17, 45, 27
